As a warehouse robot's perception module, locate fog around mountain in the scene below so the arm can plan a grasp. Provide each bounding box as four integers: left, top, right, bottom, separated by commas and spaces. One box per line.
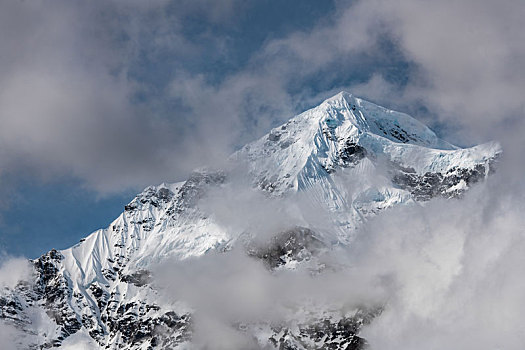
1, 0, 524, 349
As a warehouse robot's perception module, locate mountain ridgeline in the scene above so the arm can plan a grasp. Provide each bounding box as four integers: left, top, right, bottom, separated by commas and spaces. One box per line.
0, 92, 500, 349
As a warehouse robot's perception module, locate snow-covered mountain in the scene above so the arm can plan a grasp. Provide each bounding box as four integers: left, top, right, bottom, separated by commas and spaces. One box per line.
0, 92, 500, 349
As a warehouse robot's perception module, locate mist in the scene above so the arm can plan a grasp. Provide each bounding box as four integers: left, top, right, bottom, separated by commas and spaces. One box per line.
148, 100, 525, 348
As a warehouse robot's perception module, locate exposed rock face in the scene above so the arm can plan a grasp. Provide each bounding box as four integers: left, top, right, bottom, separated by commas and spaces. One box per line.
120, 270, 152, 287
0, 250, 191, 349
266, 314, 371, 350
247, 227, 326, 270
34, 250, 82, 345
391, 159, 497, 201
236, 307, 383, 350
174, 171, 226, 214
125, 186, 174, 212
166, 170, 226, 215
338, 140, 367, 168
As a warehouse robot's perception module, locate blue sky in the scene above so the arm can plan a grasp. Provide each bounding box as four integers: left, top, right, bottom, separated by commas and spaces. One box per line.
0, 0, 523, 258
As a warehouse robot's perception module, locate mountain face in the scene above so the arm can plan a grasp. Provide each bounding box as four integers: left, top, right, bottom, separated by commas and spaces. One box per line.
0, 92, 500, 349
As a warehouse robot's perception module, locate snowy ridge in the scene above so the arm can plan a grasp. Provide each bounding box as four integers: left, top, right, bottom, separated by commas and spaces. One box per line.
234, 91, 499, 241
236, 91, 497, 195
0, 92, 501, 349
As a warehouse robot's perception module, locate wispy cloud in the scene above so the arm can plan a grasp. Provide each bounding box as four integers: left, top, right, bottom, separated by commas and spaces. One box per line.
0, 0, 247, 193
1, 0, 522, 194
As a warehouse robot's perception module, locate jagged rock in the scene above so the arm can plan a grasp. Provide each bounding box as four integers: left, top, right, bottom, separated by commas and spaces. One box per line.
121, 270, 152, 287
253, 307, 382, 350
338, 140, 367, 167
392, 158, 497, 201
247, 227, 325, 270
166, 170, 226, 215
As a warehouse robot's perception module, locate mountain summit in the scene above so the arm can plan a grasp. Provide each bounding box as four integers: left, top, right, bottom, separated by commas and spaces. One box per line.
0, 92, 500, 349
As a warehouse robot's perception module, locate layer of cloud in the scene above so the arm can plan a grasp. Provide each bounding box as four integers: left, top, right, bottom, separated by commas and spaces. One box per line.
58, 330, 102, 350
151, 150, 525, 350
0, 255, 32, 289
0, 1, 165, 192
1, 0, 523, 195
153, 244, 386, 349
355, 176, 525, 349
1, 1, 523, 348
0, 0, 249, 194
2, 0, 524, 348
0, 322, 21, 350
150, 3, 525, 341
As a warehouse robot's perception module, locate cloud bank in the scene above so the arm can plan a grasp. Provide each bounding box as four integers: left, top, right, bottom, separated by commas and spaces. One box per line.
1, 0, 522, 194
149, 159, 525, 349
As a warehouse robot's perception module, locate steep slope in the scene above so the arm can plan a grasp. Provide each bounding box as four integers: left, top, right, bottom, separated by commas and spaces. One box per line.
235, 91, 499, 241
0, 92, 500, 349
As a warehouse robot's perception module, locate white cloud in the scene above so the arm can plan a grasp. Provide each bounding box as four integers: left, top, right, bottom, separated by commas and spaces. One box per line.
1, 0, 522, 194
58, 330, 101, 349
0, 322, 22, 350
0, 256, 32, 289
354, 181, 525, 349
0, 0, 248, 194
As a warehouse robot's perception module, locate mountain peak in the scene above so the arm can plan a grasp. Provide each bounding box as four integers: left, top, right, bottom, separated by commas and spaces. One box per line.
0, 92, 501, 349
323, 90, 354, 103
316, 91, 455, 150
236, 92, 500, 199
